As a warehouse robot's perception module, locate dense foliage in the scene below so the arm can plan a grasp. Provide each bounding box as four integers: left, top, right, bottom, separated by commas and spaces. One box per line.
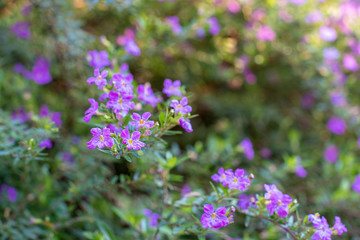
1, 0, 359, 239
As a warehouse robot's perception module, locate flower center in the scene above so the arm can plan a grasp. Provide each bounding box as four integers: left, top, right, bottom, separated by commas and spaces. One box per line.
221, 174, 226, 178
118, 98, 123, 104
97, 76, 102, 80
211, 213, 217, 219
277, 200, 282, 206
100, 135, 104, 141
128, 139, 133, 144
122, 82, 126, 86
177, 104, 182, 109
250, 197, 255, 202
170, 87, 174, 90
139, 120, 145, 125
233, 178, 238, 183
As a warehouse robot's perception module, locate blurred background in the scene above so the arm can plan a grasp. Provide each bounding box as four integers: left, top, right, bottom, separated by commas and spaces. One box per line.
1, 0, 360, 239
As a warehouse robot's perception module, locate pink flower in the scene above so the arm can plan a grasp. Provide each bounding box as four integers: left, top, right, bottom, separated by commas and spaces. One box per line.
120, 129, 146, 150
200, 204, 229, 229
87, 128, 114, 149
256, 25, 276, 42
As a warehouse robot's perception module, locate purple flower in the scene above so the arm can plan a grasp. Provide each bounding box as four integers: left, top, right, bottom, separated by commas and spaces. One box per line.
179, 117, 193, 132
14, 63, 32, 79
32, 57, 52, 85
352, 175, 360, 193
256, 25, 276, 42
305, 11, 323, 24
163, 79, 182, 97
112, 73, 133, 96
333, 216, 347, 235
170, 97, 192, 115
60, 152, 75, 164
0, 185, 17, 202
129, 112, 154, 130
226, 169, 251, 191
330, 92, 346, 107
196, 27, 206, 38
166, 16, 182, 35
323, 145, 339, 163
125, 40, 141, 56
319, 26, 337, 42
260, 148, 272, 158
211, 168, 233, 187
181, 185, 191, 198
39, 139, 52, 148
39, 105, 61, 126
11, 21, 31, 39
227, 1, 241, 13
99, 92, 109, 101
106, 91, 135, 116
87, 50, 111, 69
240, 138, 254, 160
143, 209, 160, 227
11, 108, 30, 123
87, 68, 108, 89
137, 83, 162, 107
323, 47, 340, 60
120, 129, 146, 150
208, 17, 220, 35
201, 204, 229, 229
238, 194, 257, 210
84, 98, 98, 123
290, 0, 307, 5
309, 215, 332, 240
327, 117, 346, 135
265, 186, 292, 217
117, 28, 135, 46
343, 54, 359, 71
51, 112, 62, 127
87, 128, 114, 149
107, 124, 122, 134
264, 184, 280, 199
39, 104, 50, 117
295, 165, 307, 178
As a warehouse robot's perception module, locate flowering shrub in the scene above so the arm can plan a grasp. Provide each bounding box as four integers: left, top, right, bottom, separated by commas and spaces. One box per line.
1, 0, 360, 239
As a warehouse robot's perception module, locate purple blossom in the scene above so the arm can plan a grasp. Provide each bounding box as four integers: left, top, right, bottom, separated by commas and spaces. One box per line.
39, 104, 50, 117
11, 21, 31, 39
39, 139, 52, 148
240, 138, 254, 160
107, 124, 122, 134
170, 97, 192, 115
181, 185, 191, 198
305, 11, 323, 24
330, 92, 346, 107
264, 184, 280, 199
137, 83, 162, 107
14, 63, 32, 79
226, 169, 251, 191
343, 54, 359, 71
39, 105, 62, 127
87, 128, 114, 149
208, 17, 220, 35
290, 0, 307, 5
0, 185, 17, 202
165, 16, 182, 35
260, 148, 272, 158
106, 91, 135, 116
112, 73, 133, 96
308, 215, 332, 240
201, 204, 229, 229
87, 68, 108, 89
51, 112, 62, 127
256, 25, 276, 42
99, 92, 109, 101
21, 4, 32, 16
143, 209, 160, 227
352, 175, 360, 193
211, 168, 233, 187
227, 1, 241, 13
117, 28, 135, 45
295, 165, 307, 178
196, 27, 206, 38
32, 57, 52, 85
87, 50, 111, 69
319, 26, 337, 42
333, 216, 347, 235
11, 108, 30, 123
238, 194, 257, 210
323, 47, 340, 60
179, 117, 193, 132
265, 186, 292, 217
125, 40, 141, 56
120, 129, 146, 150
84, 98, 98, 123
327, 116, 346, 135
163, 79, 182, 97
323, 145, 339, 163
60, 152, 75, 164
129, 112, 154, 130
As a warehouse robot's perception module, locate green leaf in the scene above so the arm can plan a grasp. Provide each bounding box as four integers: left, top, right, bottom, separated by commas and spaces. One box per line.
159, 112, 166, 127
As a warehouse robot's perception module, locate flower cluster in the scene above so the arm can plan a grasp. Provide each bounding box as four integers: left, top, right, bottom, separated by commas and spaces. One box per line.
211, 168, 251, 191
264, 184, 292, 218
85, 51, 194, 154
308, 213, 347, 240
